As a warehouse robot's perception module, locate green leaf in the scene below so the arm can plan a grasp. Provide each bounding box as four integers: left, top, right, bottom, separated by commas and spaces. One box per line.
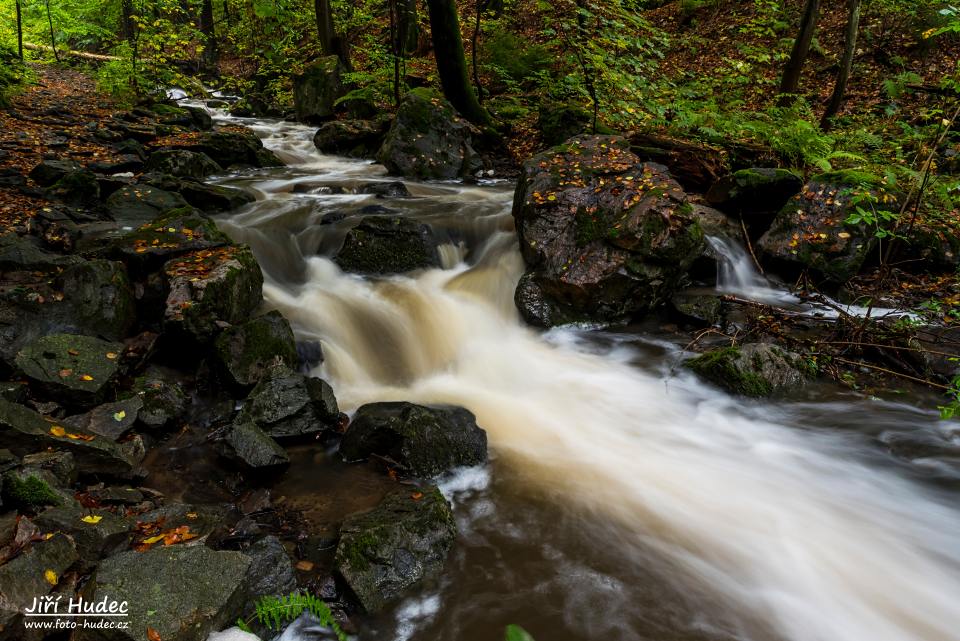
506, 624, 536, 641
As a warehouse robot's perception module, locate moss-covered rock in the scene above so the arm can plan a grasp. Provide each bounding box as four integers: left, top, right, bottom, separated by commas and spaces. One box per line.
218, 420, 289, 470
670, 290, 724, 326
537, 101, 592, 147
64, 397, 143, 441
53, 259, 137, 340
15, 333, 124, 406
77, 544, 251, 641
48, 168, 101, 206
106, 184, 190, 227
513, 135, 705, 326
212, 311, 298, 391
757, 173, 895, 283
0, 399, 143, 477
293, 56, 347, 123
145, 149, 223, 179
238, 365, 339, 440
1, 468, 63, 509
179, 182, 256, 213
108, 207, 230, 276
130, 373, 188, 429
685, 343, 814, 397
166, 127, 283, 169
334, 485, 456, 612
705, 167, 802, 236
162, 245, 264, 346
334, 215, 442, 275
313, 119, 389, 158
0, 534, 78, 634
28, 159, 83, 187
377, 88, 483, 180
34, 506, 132, 563
340, 402, 487, 477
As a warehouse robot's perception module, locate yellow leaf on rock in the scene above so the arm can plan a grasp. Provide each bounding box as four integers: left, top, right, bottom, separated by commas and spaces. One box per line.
49, 425, 66, 437
81, 515, 103, 524
44, 569, 58, 586
80, 375, 94, 381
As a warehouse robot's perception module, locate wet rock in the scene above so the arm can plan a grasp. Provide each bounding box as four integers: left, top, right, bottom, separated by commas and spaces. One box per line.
0, 382, 26, 403
64, 397, 143, 441
293, 56, 347, 123
219, 421, 289, 470
106, 184, 190, 226
163, 245, 264, 345
34, 506, 131, 562
340, 402, 487, 477
377, 88, 483, 180
706, 167, 803, 236
130, 374, 188, 429
313, 119, 388, 158
108, 207, 230, 275
15, 333, 123, 406
89, 154, 145, 175
21, 450, 76, 486
168, 128, 283, 169
48, 168, 101, 206
513, 135, 705, 327
137, 503, 227, 541
334, 215, 441, 275
296, 340, 324, 371
146, 149, 223, 179
685, 343, 815, 397
86, 486, 145, 506
53, 259, 137, 339
334, 485, 456, 612
78, 544, 251, 641
0, 398, 142, 477
0, 233, 83, 272
237, 366, 339, 440
213, 311, 298, 391
29, 159, 82, 187
358, 181, 411, 198
757, 170, 891, 283
242, 535, 297, 601
670, 291, 723, 326
1, 467, 65, 509
180, 182, 256, 213
537, 101, 592, 147
0, 534, 78, 635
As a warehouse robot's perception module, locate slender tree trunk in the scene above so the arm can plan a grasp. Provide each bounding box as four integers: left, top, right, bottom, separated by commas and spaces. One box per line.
820, 0, 861, 130
778, 0, 820, 103
16, 0, 24, 60
389, 0, 401, 105
45, 0, 60, 63
397, 0, 418, 56
199, 0, 217, 71
425, 0, 490, 125
314, 0, 351, 69
120, 0, 135, 43
472, 0, 483, 104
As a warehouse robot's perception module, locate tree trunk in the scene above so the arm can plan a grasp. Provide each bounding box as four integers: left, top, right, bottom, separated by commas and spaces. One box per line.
397, 0, 419, 56
390, 0, 401, 105
472, 0, 483, 104
16, 0, 24, 60
120, 0, 135, 43
778, 0, 820, 102
199, 0, 217, 71
314, 0, 351, 69
45, 0, 60, 63
425, 0, 490, 125
820, 0, 861, 130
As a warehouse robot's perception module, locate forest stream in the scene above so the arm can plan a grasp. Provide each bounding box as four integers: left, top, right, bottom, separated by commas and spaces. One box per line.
194, 108, 960, 641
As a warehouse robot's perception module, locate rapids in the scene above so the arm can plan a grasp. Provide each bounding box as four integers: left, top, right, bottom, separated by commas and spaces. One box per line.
200, 111, 960, 641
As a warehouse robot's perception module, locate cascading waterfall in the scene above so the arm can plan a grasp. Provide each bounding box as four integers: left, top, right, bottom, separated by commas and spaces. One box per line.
207, 112, 960, 641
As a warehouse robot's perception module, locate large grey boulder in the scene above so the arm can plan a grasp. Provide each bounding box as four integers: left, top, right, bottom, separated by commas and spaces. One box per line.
293, 56, 346, 123
334, 485, 456, 612
212, 311, 299, 391
340, 402, 487, 477
237, 366, 339, 440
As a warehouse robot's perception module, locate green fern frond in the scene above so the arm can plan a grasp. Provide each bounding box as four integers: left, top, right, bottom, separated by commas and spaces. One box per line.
240, 592, 348, 641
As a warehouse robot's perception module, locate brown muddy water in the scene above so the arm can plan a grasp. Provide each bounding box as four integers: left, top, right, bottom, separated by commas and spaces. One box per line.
184, 110, 960, 641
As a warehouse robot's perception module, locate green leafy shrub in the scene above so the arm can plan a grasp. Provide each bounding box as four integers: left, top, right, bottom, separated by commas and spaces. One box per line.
0, 45, 28, 108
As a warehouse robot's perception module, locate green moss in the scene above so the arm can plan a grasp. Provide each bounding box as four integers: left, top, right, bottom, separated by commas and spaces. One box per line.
3, 472, 62, 509
812, 169, 883, 188
685, 347, 773, 397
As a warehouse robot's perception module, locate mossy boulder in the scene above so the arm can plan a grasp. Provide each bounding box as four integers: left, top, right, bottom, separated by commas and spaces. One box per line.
106, 184, 190, 226
109, 207, 230, 276
130, 373, 188, 429
377, 88, 483, 180
313, 119, 389, 158
167, 127, 283, 169
705, 167, 802, 236
685, 343, 814, 397
340, 402, 487, 477
28, 159, 83, 187
293, 56, 347, 123
77, 545, 251, 641
0, 399, 143, 477
179, 182, 256, 213
1, 468, 63, 509
64, 397, 143, 441
513, 135, 705, 327
237, 365, 339, 440
334, 215, 442, 275
15, 333, 124, 406
334, 485, 456, 612
145, 149, 223, 179
48, 168, 101, 206
162, 245, 264, 345
757, 171, 893, 283
537, 101, 592, 147
218, 420, 289, 470
670, 291, 724, 326
212, 311, 298, 391
52, 259, 137, 339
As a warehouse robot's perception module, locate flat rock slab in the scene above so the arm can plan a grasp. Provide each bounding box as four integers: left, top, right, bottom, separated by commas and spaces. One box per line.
15, 333, 123, 406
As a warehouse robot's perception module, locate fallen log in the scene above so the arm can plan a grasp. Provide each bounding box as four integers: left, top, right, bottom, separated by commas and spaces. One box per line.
24, 42, 119, 62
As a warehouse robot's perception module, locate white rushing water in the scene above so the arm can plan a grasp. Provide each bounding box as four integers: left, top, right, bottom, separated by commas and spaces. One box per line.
208, 114, 960, 641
